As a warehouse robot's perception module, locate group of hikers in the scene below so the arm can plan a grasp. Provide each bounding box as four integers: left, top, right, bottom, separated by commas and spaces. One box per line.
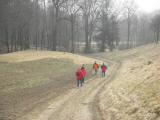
76, 62, 108, 87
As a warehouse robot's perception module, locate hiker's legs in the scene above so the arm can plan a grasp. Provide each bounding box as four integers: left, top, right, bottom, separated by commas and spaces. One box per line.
77, 80, 80, 87
82, 78, 84, 83
102, 72, 105, 77
95, 69, 97, 75
80, 80, 83, 87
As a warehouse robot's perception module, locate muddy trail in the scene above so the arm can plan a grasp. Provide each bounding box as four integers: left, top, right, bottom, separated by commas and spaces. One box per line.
17, 58, 118, 120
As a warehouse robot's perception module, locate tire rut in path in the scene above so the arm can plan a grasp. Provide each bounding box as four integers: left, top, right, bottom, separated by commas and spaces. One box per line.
26, 76, 109, 120
48, 76, 107, 120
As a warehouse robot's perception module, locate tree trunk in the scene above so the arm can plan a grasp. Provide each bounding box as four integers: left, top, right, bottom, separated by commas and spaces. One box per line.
77, 21, 80, 52
41, 29, 44, 50
14, 30, 18, 51
100, 33, 106, 52
71, 14, 75, 53
127, 14, 131, 48
5, 27, 10, 53
52, 7, 59, 51
156, 31, 159, 44
35, 32, 38, 50
84, 14, 89, 53
88, 31, 93, 51
11, 30, 14, 52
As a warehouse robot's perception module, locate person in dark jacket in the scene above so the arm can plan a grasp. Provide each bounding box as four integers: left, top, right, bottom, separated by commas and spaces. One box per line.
101, 63, 107, 78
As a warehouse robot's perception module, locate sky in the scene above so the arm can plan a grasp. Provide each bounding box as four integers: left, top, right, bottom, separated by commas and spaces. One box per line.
135, 0, 160, 13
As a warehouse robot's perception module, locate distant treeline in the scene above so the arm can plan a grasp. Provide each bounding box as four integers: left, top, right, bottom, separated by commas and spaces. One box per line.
0, 0, 159, 53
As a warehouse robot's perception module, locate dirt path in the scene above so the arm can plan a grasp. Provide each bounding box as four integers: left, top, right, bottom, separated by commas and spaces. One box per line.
18, 59, 118, 120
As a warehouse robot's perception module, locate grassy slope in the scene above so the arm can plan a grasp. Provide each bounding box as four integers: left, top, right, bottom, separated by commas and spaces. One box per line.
0, 59, 77, 93
99, 44, 160, 120
94, 44, 156, 62
0, 50, 101, 64
0, 50, 94, 120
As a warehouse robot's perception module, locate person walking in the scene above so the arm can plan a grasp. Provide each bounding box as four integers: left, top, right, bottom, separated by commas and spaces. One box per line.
93, 61, 99, 75
81, 64, 86, 83
101, 63, 107, 78
76, 68, 83, 87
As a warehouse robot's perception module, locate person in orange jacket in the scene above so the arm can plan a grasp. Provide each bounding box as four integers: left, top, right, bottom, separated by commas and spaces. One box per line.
93, 61, 99, 75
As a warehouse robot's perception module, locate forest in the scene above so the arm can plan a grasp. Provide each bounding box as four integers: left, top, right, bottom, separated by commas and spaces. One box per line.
0, 0, 160, 53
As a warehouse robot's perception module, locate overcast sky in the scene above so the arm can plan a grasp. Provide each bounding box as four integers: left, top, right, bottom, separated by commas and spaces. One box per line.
135, 0, 160, 13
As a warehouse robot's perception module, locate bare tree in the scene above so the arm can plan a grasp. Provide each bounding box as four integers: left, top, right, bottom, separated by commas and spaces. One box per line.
63, 0, 81, 53
95, 0, 120, 52
80, 0, 101, 53
0, 0, 156, 54
51, 0, 68, 50
0, 0, 34, 53
151, 14, 160, 44
123, 0, 137, 48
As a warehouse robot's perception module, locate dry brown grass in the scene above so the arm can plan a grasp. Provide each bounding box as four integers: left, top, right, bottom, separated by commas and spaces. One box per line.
0, 50, 96, 120
0, 50, 102, 65
95, 44, 157, 61
99, 44, 160, 120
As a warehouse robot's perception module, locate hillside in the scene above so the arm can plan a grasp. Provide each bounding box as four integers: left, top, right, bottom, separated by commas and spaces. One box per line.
0, 50, 100, 120
0, 50, 101, 64
1, 45, 160, 120
98, 44, 160, 120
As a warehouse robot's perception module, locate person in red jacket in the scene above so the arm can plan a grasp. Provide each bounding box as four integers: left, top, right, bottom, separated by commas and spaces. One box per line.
101, 63, 107, 78
76, 68, 83, 87
81, 64, 86, 83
